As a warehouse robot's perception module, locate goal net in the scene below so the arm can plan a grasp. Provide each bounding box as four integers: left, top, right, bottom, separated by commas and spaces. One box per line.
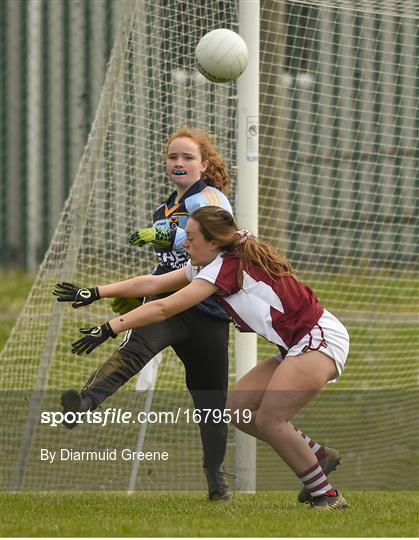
1, 0, 417, 493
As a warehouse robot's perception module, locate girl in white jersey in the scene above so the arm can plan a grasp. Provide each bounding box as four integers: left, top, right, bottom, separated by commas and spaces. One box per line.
55, 206, 350, 509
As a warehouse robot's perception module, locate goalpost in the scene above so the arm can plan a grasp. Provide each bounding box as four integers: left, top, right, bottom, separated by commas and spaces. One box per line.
234, 0, 259, 492
1, 0, 417, 493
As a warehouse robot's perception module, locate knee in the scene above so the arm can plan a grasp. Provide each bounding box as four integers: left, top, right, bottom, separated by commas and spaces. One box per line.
225, 395, 240, 427
254, 409, 287, 439
226, 392, 256, 428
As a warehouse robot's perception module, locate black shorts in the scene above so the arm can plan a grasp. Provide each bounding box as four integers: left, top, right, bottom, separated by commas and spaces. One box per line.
117, 306, 230, 391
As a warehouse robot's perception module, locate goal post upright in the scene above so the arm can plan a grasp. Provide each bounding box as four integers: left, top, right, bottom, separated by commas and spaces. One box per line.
234, 0, 259, 492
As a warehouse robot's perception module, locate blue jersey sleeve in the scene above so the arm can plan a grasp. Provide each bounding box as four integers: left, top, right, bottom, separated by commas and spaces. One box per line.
171, 187, 233, 251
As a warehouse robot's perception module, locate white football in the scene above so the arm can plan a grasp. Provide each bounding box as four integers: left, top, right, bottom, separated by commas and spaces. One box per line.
195, 29, 248, 83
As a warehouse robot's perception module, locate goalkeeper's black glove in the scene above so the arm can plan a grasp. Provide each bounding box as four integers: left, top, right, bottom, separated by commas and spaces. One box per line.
53, 282, 100, 309
129, 226, 173, 248
71, 322, 117, 356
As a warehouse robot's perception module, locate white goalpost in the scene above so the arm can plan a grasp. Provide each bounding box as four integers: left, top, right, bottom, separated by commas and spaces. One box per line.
234, 0, 259, 492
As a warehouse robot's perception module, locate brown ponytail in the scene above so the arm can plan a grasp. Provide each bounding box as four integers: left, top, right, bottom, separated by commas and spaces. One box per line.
233, 236, 294, 287
164, 126, 231, 192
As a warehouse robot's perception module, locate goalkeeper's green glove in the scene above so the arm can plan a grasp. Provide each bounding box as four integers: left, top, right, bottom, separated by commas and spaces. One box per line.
71, 322, 117, 355
53, 282, 100, 309
129, 226, 173, 248
109, 296, 142, 315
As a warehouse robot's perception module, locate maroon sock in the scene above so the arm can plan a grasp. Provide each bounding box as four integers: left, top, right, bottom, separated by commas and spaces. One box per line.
292, 424, 325, 461
298, 462, 334, 498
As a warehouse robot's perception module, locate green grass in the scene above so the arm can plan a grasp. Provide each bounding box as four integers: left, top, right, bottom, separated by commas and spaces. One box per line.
0, 269, 34, 348
0, 492, 418, 537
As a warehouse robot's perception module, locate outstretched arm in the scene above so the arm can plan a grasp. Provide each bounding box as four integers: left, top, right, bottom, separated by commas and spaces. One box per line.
98, 267, 189, 298
70, 278, 220, 355
53, 268, 189, 307
109, 278, 219, 334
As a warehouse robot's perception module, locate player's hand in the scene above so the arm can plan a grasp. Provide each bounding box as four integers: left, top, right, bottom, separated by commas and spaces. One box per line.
129, 226, 173, 248
109, 297, 142, 315
71, 322, 117, 355
52, 282, 100, 308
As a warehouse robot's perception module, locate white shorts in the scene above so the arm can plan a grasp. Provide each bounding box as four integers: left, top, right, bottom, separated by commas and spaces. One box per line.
273, 309, 350, 380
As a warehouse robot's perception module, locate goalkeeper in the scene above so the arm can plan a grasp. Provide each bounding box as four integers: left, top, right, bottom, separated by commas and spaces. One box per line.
56, 126, 233, 501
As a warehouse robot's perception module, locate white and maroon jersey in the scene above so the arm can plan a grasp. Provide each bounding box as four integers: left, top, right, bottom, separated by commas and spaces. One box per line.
186, 252, 324, 355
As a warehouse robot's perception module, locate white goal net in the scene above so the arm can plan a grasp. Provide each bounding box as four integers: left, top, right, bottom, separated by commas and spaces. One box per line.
1, 0, 417, 493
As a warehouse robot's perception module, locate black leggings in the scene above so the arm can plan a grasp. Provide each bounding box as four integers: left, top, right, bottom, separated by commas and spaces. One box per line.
81, 306, 230, 469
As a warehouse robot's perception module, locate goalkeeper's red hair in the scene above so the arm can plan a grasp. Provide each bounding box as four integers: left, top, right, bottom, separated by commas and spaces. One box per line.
191, 206, 293, 287
164, 126, 231, 193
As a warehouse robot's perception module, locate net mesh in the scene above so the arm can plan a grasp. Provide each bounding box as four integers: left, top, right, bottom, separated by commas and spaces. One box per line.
1, 0, 417, 492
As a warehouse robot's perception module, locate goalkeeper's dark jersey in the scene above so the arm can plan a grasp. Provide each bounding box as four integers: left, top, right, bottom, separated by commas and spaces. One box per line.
152, 179, 233, 320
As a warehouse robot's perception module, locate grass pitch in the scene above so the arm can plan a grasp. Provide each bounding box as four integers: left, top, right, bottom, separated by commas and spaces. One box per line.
0, 269, 33, 346
1, 491, 418, 537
